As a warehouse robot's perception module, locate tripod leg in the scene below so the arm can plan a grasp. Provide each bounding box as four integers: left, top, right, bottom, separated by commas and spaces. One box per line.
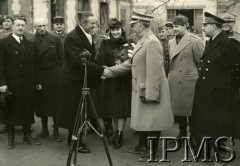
88, 93, 113, 166
66, 94, 86, 166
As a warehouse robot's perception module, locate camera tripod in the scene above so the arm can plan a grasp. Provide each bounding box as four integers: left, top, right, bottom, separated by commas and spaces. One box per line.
66, 56, 113, 166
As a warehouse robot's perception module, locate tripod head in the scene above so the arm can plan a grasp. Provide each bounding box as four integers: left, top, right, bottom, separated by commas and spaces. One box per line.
81, 49, 91, 65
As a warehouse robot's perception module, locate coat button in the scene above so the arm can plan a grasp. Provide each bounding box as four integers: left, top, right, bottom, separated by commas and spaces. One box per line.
135, 90, 137, 93
236, 77, 239, 80
179, 69, 182, 72
19, 64, 23, 67
203, 77, 205, 80
180, 59, 183, 61
200, 60, 203, 62
206, 68, 209, 71
207, 60, 210, 63
199, 68, 201, 70
178, 81, 181, 84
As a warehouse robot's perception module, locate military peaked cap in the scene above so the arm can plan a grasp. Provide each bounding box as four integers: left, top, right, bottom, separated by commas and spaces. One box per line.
202, 12, 225, 25
222, 13, 235, 23
53, 16, 64, 24
129, 11, 154, 24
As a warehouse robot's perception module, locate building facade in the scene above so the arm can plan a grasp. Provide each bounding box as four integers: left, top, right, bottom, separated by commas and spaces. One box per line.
0, 0, 239, 34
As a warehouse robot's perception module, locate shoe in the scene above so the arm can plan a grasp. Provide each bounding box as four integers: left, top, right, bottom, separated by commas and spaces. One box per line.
53, 128, 62, 142
78, 143, 90, 153
138, 153, 159, 162
7, 136, 15, 149
110, 130, 118, 145
106, 123, 113, 137
35, 130, 49, 139
0, 126, 7, 134
23, 135, 42, 145
127, 145, 148, 154
113, 131, 123, 149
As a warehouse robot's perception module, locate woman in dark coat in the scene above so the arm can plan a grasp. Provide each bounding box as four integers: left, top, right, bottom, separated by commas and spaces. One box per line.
96, 18, 131, 149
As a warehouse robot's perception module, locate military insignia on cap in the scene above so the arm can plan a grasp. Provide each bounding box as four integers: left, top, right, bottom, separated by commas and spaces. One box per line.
129, 11, 154, 24
202, 12, 225, 25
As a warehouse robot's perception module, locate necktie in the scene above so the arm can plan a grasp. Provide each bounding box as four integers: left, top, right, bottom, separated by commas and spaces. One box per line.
19, 37, 24, 47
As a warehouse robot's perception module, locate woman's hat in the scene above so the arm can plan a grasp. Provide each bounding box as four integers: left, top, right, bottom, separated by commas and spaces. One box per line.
106, 18, 123, 33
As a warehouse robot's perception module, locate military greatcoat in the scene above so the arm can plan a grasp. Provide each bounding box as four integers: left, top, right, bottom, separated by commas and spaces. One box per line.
190, 31, 240, 138
168, 31, 204, 117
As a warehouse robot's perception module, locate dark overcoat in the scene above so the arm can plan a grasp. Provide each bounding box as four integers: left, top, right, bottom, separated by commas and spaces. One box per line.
190, 31, 240, 138
0, 34, 37, 125
56, 26, 104, 130
34, 32, 64, 117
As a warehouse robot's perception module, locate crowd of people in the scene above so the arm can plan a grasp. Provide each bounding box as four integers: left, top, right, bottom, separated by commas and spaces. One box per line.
0, 10, 240, 165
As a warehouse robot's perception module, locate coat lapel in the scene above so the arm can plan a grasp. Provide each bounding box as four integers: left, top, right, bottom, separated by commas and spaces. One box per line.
38, 32, 55, 56
6, 35, 23, 53
201, 31, 225, 59
131, 31, 153, 60
75, 26, 95, 56
171, 32, 191, 59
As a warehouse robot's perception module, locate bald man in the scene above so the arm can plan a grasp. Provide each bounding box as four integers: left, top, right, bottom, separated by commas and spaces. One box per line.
33, 18, 64, 142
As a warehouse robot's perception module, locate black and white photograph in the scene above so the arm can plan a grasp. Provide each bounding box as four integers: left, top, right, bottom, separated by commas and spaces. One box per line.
0, 0, 240, 165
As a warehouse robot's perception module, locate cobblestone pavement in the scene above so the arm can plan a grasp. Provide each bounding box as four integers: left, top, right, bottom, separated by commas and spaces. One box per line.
0, 118, 239, 166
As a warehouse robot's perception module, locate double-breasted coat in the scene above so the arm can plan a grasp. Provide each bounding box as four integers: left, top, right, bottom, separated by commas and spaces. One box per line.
34, 32, 64, 117
0, 34, 37, 125
190, 31, 240, 138
110, 31, 174, 131
168, 31, 204, 117
56, 26, 104, 130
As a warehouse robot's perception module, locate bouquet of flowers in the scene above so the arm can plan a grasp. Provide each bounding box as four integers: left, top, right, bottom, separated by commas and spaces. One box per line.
115, 42, 136, 65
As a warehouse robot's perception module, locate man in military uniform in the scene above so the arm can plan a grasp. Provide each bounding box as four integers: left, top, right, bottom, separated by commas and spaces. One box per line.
168, 15, 204, 141
222, 13, 240, 42
0, 15, 13, 38
52, 16, 67, 41
191, 12, 240, 166
165, 21, 175, 40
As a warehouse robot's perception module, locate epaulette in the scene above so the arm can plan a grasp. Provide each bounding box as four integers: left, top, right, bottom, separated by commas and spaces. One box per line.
99, 35, 109, 39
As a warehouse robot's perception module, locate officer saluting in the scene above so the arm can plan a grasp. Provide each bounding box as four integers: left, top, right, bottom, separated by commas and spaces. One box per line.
191, 12, 240, 164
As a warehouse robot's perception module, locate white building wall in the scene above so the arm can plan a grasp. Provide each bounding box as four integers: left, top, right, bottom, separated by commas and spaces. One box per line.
12, 0, 21, 14
65, 0, 78, 32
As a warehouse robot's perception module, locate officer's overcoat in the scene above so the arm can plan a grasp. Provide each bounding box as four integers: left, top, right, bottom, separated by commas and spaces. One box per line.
190, 31, 240, 138
168, 31, 204, 116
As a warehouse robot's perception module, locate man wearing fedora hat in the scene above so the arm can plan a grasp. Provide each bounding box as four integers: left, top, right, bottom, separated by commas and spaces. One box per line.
0, 14, 42, 149
222, 13, 240, 42
107, 11, 174, 161
191, 12, 240, 165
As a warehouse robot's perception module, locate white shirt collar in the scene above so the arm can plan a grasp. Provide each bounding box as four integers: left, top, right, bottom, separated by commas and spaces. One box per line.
12, 33, 23, 43
79, 25, 92, 44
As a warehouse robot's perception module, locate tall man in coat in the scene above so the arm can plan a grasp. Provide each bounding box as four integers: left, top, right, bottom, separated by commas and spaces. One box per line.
56, 11, 113, 153
33, 18, 64, 142
168, 15, 204, 139
0, 14, 42, 149
191, 12, 240, 165
108, 11, 174, 161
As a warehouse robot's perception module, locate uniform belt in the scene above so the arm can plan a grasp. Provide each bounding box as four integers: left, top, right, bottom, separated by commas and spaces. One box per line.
38, 61, 60, 68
